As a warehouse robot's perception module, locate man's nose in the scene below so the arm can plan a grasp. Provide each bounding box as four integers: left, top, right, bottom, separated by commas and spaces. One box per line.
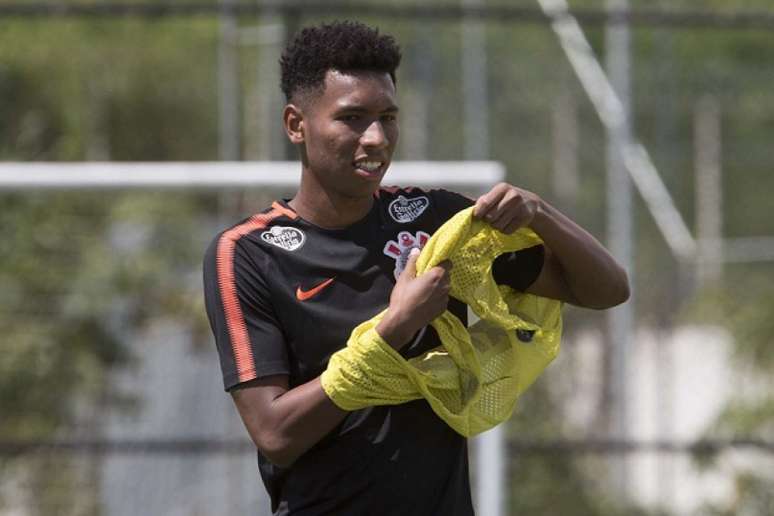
360, 120, 389, 148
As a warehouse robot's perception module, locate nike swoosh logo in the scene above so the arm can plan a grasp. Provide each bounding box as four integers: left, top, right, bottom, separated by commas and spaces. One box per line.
296, 277, 335, 301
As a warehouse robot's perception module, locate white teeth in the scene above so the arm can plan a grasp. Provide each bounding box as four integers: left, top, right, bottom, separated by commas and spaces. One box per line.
357, 161, 382, 172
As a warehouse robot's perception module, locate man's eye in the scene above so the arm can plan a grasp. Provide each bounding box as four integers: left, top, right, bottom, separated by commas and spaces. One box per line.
382, 114, 397, 122
340, 115, 361, 122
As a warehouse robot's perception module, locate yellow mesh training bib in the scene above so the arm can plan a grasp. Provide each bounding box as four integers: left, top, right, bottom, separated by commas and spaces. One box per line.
321, 206, 563, 436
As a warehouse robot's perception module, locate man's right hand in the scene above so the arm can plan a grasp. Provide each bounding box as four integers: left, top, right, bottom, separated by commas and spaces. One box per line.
375, 247, 452, 350
233, 249, 451, 467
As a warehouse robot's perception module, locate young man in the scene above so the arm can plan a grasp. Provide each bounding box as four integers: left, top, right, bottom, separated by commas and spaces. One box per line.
204, 21, 629, 515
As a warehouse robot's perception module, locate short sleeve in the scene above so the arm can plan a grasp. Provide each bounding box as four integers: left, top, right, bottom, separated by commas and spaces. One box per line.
203, 233, 289, 391
491, 245, 545, 292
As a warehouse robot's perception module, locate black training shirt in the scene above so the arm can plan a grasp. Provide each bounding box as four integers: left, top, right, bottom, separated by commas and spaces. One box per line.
203, 187, 543, 515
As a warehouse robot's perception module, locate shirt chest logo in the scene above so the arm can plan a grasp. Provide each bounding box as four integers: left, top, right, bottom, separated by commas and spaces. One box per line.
388, 195, 429, 223
261, 226, 305, 251
383, 230, 431, 279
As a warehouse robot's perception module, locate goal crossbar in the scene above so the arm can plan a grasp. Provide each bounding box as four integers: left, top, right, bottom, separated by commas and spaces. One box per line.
0, 161, 504, 192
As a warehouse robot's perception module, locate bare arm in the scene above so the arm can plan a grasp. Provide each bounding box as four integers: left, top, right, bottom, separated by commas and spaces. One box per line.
474, 182, 630, 309
231, 249, 451, 467
231, 375, 346, 468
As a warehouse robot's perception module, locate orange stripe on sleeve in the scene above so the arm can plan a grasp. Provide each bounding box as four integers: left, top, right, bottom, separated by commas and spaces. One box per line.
215, 207, 290, 383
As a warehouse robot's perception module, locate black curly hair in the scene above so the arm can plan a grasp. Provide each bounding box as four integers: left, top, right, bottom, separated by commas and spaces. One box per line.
280, 20, 402, 103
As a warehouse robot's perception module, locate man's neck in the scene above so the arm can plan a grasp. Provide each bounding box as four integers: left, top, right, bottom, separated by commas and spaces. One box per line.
289, 186, 374, 230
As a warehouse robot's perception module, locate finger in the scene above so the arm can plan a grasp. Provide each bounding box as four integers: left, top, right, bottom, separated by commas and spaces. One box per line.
474, 184, 508, 220
492, 188, 539, 231
438, 274, 451, 293
424, 265, 446, 284
427, 263, 452, 291
495, 213, 531, 234
436, 259, 453, 273
482, 186, 524, 225
488, 188, 532, 228
502, 217, 528, 234
402, 247, 420, 279
434, 263, 452, 288
482, 186, 519, 223
475, 194, 502, 220
490, 203, 529, 232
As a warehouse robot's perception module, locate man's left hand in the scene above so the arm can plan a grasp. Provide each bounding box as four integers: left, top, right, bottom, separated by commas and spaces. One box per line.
473, 182, 541, 234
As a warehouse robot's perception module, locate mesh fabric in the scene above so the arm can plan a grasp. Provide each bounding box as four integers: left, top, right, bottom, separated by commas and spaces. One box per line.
320, 207, 563, 436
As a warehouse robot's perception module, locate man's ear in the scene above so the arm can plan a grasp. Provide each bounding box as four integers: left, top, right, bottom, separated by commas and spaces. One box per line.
283, 104, 305, 144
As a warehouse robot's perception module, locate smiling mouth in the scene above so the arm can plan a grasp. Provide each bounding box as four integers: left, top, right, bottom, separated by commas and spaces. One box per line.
353, 160, 385, 176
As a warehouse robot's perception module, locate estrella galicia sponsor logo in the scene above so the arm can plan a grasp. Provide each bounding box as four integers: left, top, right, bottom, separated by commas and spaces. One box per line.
388, 195, 429, 223
261, 226, 305, 251
383, 230, 431, 279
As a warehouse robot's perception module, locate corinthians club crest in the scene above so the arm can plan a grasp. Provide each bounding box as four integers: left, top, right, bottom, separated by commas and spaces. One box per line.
383, 230, 431, 279
388, 195, 429, 223
261, 226, 305, 251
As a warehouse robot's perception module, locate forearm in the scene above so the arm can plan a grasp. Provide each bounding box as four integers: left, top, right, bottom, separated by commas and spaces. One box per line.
233, 376, 348, 468
529, 200, 630, 309
234, 250, 452, 466
375, 308, 423, 350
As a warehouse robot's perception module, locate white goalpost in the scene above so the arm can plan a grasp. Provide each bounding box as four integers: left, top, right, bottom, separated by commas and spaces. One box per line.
0, 161, 503, 191
0, 160, 507, 516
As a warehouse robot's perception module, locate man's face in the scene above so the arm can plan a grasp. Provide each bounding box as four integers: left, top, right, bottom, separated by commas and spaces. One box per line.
296, 70, 399, 199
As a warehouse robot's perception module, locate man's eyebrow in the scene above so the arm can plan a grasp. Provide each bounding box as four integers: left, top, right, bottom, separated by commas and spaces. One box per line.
335, 104, 400, 113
